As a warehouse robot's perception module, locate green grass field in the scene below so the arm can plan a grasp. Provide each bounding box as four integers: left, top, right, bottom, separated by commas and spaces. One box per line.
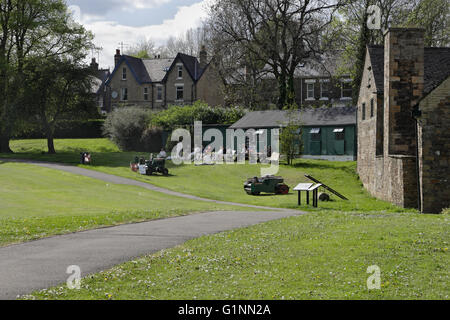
4, 138, 448, 300
0, 162, 250, 246
23, 211, 449, 300
3, 138, 411, 213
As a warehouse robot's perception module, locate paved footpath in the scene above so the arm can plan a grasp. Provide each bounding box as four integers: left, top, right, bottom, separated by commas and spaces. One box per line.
0, 159, 304, 300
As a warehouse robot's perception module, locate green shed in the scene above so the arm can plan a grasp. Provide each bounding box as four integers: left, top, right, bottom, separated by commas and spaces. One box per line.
229, 107, 357, 161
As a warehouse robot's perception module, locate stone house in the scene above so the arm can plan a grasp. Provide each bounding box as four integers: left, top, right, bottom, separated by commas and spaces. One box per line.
357, 28, 450, 213
104, 47, 224, 111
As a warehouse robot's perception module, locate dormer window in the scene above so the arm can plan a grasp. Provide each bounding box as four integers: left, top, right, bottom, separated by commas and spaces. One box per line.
122, 67, 127, 80
177, 65, 183, 79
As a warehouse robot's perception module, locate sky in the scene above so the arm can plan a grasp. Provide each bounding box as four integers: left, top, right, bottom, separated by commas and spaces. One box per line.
66, 0, 211, 70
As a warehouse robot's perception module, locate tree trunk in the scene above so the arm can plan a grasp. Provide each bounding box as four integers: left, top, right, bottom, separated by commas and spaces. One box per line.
0, 134, 12, 153
277, 74, 287, 109
46, 126, 56, 154
286, 74, 296, 106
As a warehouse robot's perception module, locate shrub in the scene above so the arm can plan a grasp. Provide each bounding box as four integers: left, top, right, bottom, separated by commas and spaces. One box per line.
151, 101, 246, 130
102, 107, 152, 151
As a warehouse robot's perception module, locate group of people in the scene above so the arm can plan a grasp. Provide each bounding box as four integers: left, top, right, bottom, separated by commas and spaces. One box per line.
154, 143, 272, 163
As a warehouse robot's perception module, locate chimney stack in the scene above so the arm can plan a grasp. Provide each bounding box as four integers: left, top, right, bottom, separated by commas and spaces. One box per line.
90, 57, 99, 71
384, 28, 424, 156
199, 45, 207, 69
114, 49, 121, 67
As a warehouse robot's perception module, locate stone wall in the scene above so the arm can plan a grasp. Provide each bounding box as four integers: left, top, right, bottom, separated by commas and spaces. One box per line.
418, 77, 450, 213
358, 29, 423, 209
196, 64, 225, 107
165, 58, 195, 106
384, 28, 424, 156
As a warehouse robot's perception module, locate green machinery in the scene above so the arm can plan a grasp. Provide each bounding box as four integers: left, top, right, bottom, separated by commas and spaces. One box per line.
131, 156, 169, 176
244, 176, 289, 195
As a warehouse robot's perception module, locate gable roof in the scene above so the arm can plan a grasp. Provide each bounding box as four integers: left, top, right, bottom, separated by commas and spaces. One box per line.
162, 53, 205, 83
229, 107, 357, 129
106, 53, 205, 85
367, 45, 450, 95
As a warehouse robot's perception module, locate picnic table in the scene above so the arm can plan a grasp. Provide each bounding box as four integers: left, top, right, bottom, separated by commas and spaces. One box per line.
293, 183, 323, 208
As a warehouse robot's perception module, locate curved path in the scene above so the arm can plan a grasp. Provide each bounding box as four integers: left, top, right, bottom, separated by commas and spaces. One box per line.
0, 159, 305, 300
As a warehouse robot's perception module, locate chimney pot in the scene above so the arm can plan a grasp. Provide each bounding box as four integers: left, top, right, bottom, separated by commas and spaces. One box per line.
114, 49, 121, 67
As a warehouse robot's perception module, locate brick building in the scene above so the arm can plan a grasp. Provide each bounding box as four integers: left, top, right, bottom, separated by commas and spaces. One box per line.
357, 28, 450, 213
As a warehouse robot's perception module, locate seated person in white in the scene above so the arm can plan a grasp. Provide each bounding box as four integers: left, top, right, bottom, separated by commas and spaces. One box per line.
157, 149, 167, 158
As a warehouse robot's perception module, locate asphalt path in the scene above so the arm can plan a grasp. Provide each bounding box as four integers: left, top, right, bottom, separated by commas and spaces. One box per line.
0, 159, 304, 300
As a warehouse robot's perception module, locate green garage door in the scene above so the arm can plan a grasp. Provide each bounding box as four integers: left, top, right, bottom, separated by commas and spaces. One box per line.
310, 128, 321, 155
333, 128, 345, 155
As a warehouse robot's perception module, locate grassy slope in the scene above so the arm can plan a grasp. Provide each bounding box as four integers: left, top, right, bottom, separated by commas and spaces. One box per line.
3, 139, 411, 213
24, 211, 449, 300
0, 162, 250, 246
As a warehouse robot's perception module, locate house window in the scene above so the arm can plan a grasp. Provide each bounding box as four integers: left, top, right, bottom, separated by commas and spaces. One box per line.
307, 83, 315, 100
144, 87, 149, 101
334, 128, 345, 140
320, 81, 329, 100
122, 68, 127, 80
370, 98, 374, 118
156, 86, 163, 101
176, 85, 184, 101
310, 128, 321, 141
121, 88, 128, 101
362, 103, 366, 120
341, 80, 352, 99
177, 65, 183, 79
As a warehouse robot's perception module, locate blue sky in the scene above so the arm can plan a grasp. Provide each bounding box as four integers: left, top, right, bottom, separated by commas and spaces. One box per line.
65, 0, 209, 69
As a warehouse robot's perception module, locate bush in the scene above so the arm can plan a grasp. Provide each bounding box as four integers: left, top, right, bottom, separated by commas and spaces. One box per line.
103, 107, 155, 151
151, 101, 246, 130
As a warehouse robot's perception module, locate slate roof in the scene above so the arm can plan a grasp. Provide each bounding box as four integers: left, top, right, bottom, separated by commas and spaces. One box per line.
229, 107, 357, 129
142, 58, 174, 82
367, 45, 450, 95
162, 53, 206, 82
106, 53, 205, 85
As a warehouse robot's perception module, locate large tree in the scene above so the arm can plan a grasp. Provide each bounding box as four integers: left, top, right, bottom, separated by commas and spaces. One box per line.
207, 0, 344, 109
23, 57, 96, 154
0, 0, 94, 153
333, 0, 449, 103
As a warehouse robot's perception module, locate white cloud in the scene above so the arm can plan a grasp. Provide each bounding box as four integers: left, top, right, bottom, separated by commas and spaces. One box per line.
121, 0, 172, 10
79, 1, 209, 69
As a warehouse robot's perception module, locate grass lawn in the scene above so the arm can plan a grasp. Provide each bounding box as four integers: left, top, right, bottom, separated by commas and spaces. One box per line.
0, 162, 251, 246
3, 138, 412, 213
23, 211, 449, 300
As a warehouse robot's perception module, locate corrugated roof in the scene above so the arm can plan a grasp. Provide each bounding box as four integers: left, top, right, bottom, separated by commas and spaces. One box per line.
367, 46, 450, 95
230, 107, 357, 129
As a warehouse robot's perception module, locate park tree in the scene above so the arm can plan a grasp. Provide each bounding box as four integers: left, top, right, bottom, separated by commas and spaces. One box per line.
207, 0, 345, 109
280, 102, 302, 165
333, 0, 449, 103
0, 0, 94, 153
23, 57, 96, 154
